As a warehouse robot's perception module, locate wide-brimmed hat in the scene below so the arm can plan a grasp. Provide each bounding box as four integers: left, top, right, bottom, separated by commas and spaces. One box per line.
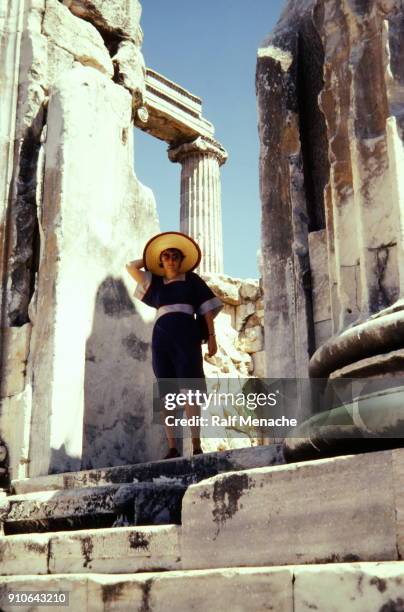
143, 231, 201, 276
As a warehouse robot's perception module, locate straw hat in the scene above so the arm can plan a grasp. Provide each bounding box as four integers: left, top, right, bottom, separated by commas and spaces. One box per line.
143, 231, 201, 276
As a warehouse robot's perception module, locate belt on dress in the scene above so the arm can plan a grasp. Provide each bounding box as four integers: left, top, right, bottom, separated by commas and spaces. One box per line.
156, 303, 195, 321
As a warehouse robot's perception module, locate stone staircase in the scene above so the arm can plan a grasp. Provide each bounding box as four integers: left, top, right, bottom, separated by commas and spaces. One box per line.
0, 445, 404, 611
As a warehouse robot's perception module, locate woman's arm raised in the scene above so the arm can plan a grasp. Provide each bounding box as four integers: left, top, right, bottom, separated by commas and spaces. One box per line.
125, 258, 148, 284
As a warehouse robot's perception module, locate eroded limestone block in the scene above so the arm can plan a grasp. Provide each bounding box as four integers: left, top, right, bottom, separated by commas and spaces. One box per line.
245, 314, 261, 329
235, 302, 255, 331
62, 0, 141, 42
255, 298, 264, 319
43, 0, 113, 76
0, 568, 294, 612
49, 525, 181, 574
237, 325, 264, 353
240, 279, 260, 301
210, 314, 251, 367
0, 387, 32, 483
0, 575, 89, 611
294, 562, 404, 612
26, 64, 161, 476
181, 449, 403, 569
0, 324, 31, 398
112, 40, 146, 108
222, 303, 236, 328
201, 273, 242, 306
15, 3, 48, 138
0, 532, 49, 575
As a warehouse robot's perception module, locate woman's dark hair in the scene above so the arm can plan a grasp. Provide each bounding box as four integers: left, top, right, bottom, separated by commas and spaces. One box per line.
158, 247, 185, 268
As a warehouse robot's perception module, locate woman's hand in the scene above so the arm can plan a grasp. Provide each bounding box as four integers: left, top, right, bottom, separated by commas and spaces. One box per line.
207, 334, 217, 357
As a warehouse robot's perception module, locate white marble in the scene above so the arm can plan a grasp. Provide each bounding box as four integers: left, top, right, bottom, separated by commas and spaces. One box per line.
169, 137, 227, 274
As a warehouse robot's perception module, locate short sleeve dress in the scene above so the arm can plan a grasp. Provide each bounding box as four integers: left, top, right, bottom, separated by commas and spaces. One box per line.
134, 271, 223, 396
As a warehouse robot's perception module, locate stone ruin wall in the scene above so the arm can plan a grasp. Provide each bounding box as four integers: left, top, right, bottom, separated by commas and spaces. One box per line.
202, 273, 265, 375
0, 0, 266, 483
0, 0, 168, 482
257, 0, 404, 417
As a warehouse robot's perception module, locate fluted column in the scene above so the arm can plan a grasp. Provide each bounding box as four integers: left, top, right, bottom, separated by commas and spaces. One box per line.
168, 137, 227, 274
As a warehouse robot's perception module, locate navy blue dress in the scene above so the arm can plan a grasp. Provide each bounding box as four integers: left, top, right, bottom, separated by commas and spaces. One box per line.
134, 271, 223, 396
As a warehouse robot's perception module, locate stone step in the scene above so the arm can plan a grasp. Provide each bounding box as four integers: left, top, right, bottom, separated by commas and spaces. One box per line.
0, 525, 181, 576
11, 445, 283, 494
0, 562, 403, 611
181, 447, 404, 570
0, 482, 186, 535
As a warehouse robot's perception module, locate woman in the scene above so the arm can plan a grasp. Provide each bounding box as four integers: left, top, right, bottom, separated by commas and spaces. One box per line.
126, 231, 223, 459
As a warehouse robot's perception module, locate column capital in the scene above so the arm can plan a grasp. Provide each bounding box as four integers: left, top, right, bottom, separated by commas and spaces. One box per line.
168, 136, 228, 166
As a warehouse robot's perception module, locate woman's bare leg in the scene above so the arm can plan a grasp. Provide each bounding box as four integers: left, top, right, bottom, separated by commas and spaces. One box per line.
184, 402, 202, 452
161, 397, 179, 454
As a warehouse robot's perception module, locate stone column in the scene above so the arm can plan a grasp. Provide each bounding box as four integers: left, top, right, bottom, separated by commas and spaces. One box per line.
168, 137, 227, 274
308, 0, 404, 380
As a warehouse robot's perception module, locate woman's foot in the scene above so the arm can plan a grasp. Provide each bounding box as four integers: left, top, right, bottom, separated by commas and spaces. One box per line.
192, 447, 203, 456
163, 448, 181, 460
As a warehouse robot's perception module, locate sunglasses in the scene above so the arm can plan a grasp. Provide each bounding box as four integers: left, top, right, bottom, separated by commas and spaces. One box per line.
161, 251, 182, 261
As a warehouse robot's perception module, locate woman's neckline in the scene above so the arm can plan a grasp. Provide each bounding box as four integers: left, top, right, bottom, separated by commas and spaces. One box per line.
163, 272, 186, 284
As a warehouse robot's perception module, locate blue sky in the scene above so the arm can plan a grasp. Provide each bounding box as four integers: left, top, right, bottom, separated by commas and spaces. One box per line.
134, 0, 285, 278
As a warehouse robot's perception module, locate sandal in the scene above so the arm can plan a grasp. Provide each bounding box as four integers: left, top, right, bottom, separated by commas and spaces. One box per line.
192, 447, 203, 456
163, 448, 181, 460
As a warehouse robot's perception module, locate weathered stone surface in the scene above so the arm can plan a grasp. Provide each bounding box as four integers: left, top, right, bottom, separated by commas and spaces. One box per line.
201, 273, 242, 305
1, 2, 46, 330
0, 532, 49, 575
0, 525, 181, 575
0, 575, 89, 611
0, 567, 294, 612
259, 0, 404, 388
1, 0, 238, 478
25, 65, 161, 477
11, 444, 284, 493
235, 302, 255, 331
257, 30, 313, 382
136, 68, 215, 142
133, 482, 186, 526
43, 0, 113, 76
0, 388, 32, 483
204, 312, 252, 376
313, 319, 333, 351
329, 348, 404, 379
51, 525, 181, 574
255, 298, 264, 318
252, 350, 266, 377
181, 449, 403, 569
0, 324, 31, 398
294, 562, 404, 612
308, 229, 331, 325
62, 0, 141, 42
222, 303, 236, 328
309, 305, 404, 378
112, 40, 146, 108
305, 0, 404, 378
237, 325, 264, 354
0, 484, 121, 534
2, 563, 404, 611
239, 279, 260, 301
